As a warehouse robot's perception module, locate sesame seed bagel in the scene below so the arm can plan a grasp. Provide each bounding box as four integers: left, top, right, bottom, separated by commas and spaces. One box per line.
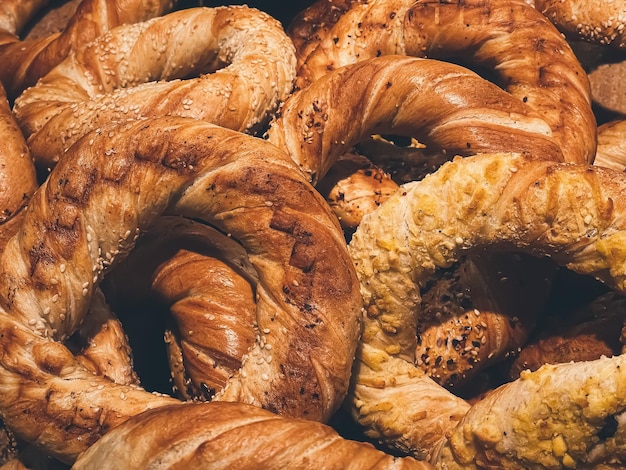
0, 117, 362, 463
292, 0, 596, 165
103, 216, 258, 401
0, 0, 175, 100
532, 0, 626, 48
347, 151, 626, 462
13, 5, 297, 171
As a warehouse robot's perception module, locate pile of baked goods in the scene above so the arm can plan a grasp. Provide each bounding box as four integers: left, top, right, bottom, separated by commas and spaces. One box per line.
1, 0, 626, 468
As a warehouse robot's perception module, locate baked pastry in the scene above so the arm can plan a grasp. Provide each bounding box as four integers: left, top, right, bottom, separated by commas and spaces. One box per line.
348, 151, 626, 460
531, 0, 626, 48
508, 291, 626, 380
13, 5, 297, 171
0, 117, 362, 463
103, 216, 258, 401
266, 55, 563, 186
594, 120, 626, 171
434, 354, 626, 468
0, 0, 175, 99
72, 401, 432, 469
0, 82, 37, 252
291, 0, 596, 164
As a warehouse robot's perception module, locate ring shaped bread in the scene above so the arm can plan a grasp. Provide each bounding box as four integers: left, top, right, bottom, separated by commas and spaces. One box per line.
0, 116, 362, 463
292, 0, 596, 165
266, 55, 563, 186
102, 215, 259, 401
347, 151, 626, 464
13, 5, 297, 171
72, 402, 432, 470
0, 0, 175, 100
531, 0, 626, 48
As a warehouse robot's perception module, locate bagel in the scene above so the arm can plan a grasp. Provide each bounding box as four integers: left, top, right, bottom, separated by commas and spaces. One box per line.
72, 401, 432, 469
0, 117, 362, 463
532, 0, 626, 48
266, 55, 563, 186
0, 0, 175, 100
13, 5, 297, 172
102, 216, 258, 401
347, 151, 626, 463
292, 0, 596, 164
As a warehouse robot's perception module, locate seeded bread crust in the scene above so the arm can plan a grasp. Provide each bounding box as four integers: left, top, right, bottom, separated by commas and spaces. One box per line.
348, 152, 626, 461
0, 117, 362, 463
13, 6, 297, 170
292, 0, 596, 164
0, 0, 175, 100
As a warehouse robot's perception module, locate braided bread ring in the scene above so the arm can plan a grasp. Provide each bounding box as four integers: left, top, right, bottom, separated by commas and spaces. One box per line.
72, 402, 431, 469
266, 55, 563, 185
532, 0, 626, 48
104, 216, 258, 400
348, 152, 626, 460
0, 116, 362, 463
294, 0, 596, 164
0, 0, 175, 100
13, 6, 297, 171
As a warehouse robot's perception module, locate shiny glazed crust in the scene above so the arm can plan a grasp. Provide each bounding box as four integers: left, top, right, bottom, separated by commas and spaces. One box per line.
72, 402, 433, 469
0, 117, 362, 463
266, 55, 563, 186
293, 0, 596, 164
0, 0, 175, 99
13, 6, 297, 170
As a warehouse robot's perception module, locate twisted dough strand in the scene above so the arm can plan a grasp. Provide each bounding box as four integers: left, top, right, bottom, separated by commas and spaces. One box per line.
0, 117, 362, 463
72, 402, 432, 469
267, 55, 563, 185
0, 0, 175, 99
294, 0, 596, 164
348, 152, 626, 461
14, 6, 297, 171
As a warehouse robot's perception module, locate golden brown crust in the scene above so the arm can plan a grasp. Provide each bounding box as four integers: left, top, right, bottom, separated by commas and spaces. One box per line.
0, 0, 175, 100
107, 216, 258, 401
594, 120, 626, 171
434, 355, 626, 468
316, 151, 400, 231
72, 402, 432, 469
416, 253, 556, 390
69, 288, 139, 387
14, 6, 297, 172
294, 0, 596, 164
0, 82, 37, 253
0, 117, 362, 463
347, 152, 626, 459
266, 55, 563, 186
532, 0, 626, 48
